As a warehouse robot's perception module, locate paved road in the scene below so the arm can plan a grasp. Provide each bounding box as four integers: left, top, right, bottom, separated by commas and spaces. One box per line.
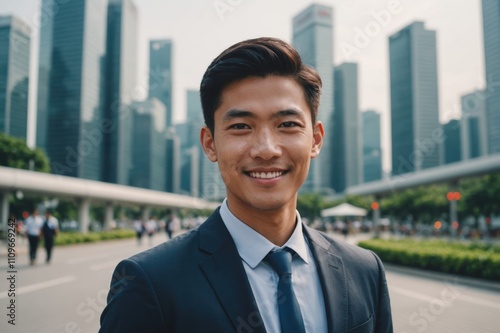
1, 232, 499, 333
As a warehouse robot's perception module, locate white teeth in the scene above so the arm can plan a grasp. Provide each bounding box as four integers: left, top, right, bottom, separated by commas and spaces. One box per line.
249, 171, 284, 179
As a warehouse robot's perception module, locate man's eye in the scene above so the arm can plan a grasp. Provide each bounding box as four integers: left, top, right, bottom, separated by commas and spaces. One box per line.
279, 121, 299, 128
230, 123, 250, 129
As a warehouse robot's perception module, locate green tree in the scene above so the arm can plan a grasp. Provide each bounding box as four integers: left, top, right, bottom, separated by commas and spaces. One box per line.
297, 192, 324, 222
0, 133, 50, 172
459, 173, 500, 217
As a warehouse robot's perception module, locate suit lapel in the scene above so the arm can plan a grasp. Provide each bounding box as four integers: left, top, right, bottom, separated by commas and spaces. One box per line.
198, 210, 267, 333
304, 226, 348, 333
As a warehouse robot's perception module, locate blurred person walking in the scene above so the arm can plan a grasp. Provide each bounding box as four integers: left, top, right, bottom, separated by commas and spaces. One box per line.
133, 219, 145, 245
24, 209, 43, 265
145, 217, 157, 245
41, 209, 59, 264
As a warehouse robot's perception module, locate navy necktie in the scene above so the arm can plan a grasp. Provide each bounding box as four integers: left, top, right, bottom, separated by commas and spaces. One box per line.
266, 249, 306, 333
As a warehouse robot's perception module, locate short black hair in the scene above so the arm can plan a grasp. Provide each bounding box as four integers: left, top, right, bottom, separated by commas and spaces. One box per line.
200, 37, 322, 133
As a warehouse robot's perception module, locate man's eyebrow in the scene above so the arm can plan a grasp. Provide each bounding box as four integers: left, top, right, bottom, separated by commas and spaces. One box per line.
272, 109, 306, 120
221, 109, 255, 123
221, 108, 307, 123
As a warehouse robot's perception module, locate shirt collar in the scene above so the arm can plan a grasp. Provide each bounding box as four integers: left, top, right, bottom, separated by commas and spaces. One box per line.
219, 199, 310, 268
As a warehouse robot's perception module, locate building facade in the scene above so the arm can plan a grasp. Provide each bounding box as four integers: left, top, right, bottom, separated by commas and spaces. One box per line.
389, 22, 441, 175
333, 62, 361, 192
461, 90, 488, 160
0, 16, 31, 140
362, 110, 382, 182
103, 0, 138, 185
149, 39, 173, 128
36, 0, 108, 180
482, 0, 500, 154
442, 119, 462, 164
292, 3, 334, 193
129, 98, 166, 191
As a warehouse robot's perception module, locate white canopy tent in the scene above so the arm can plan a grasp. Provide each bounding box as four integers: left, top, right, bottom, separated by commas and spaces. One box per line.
321, 202, 368, 217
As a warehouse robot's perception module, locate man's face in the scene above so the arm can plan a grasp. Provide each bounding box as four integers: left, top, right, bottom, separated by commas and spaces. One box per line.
201, 76, 324, 216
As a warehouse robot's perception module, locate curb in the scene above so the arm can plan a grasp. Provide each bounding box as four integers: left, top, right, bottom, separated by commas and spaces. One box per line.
384, 263, 500, 293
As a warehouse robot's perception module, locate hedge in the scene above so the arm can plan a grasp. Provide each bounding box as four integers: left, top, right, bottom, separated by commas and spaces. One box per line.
51, 229, 136, 246
358, 238, 500, 281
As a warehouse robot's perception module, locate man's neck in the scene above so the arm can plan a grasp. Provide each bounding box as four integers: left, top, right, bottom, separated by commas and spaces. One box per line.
226, 200, 298, 247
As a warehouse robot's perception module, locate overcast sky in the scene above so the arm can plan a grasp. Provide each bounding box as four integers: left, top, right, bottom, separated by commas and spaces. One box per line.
1, 0, 485, 171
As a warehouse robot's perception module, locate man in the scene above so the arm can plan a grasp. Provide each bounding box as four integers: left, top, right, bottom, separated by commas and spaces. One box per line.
100, 37, 393, 333
41, 209, 59, 263
24, 209, 43, 265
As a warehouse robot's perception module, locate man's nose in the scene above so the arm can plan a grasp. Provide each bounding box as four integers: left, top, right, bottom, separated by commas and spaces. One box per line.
249, 129, 282, 160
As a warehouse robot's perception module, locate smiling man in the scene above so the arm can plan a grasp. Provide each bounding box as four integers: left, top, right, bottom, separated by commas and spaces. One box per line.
100, 37, 393, 333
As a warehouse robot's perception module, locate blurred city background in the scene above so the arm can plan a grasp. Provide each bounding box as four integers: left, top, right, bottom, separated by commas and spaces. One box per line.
0, 1, 500, 332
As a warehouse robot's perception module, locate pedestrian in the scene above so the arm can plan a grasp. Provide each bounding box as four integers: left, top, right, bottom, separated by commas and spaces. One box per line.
41, 209, 59, 264
24, 209, 43, 265
100, 37, 393, 333
145, 216, 157, 245
165, 211, 175, 240
133, 219, 144, 245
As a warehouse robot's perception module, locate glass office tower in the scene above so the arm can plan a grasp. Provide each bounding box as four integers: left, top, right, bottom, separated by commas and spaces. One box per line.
442, 120, 462, 164
0, 16, 31, 140
482, 0, 500, 154
461, 90, 488, 160
389, 22, 440, 175
333, 62, 361, 192
292, 4, 334, 193
362, 110, 382, 182
103, 0, 138, 185
36, 0, 108, 180
129, 98, 166, 191
149, 39, 173, 128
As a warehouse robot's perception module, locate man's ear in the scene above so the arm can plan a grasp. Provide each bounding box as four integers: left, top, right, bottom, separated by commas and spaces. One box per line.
200, 126, 218, 162
311, 121, 324, 159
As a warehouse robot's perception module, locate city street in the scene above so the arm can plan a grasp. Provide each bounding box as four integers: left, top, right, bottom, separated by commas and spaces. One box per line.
1, 233, 499, 333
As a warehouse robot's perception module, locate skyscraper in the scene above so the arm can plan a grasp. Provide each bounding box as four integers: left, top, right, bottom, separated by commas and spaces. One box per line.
461, 90, 488, 160
442, 119, 461, 164
362, 110, 382, 182
129, 98, 166, 191
178, 90, 204, 197
103, 0, 138, 185
333, 62, 361, 192
292, 4, 334, 193
482, 0, 500, 154
389, 22, 440, 175
36, 0, 108, 180
149, 39, 173, 128
165, 128, 181, 193
0, 16, 30, 140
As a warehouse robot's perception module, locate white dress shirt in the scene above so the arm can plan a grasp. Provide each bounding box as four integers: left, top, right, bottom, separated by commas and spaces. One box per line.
24, 214, 43, 236
220, 199, 327, 333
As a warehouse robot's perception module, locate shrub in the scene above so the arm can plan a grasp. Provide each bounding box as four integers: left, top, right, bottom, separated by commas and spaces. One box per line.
54, 229, 136, 246
358, 239, 500, 281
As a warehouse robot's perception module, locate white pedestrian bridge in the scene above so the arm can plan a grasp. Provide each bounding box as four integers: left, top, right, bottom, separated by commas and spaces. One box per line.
345, 153, 500, 197
0, 166, 219, 233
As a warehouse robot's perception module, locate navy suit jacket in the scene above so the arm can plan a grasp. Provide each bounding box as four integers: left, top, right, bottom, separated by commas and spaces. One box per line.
99, 209, 393, 333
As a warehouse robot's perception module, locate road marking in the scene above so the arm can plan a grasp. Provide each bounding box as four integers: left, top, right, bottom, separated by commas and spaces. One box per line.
390, 286, 500, 310
89, 260, 119, 271
458, 294, 500, 310
0, 275, 76, 299
390, 286, 441, 303
68, 252, 113, 264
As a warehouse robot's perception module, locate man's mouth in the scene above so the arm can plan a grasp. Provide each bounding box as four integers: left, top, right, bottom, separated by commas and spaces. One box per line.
248, 171, 285, 179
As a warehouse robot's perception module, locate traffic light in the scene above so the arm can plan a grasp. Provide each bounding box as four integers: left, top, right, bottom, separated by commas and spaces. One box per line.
446, 192, 460, 201
371, 202, 379, 210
